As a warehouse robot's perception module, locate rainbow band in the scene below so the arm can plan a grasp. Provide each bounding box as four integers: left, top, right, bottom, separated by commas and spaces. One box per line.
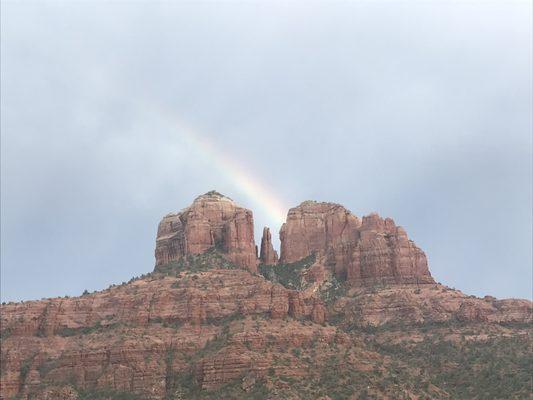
185, 129, 287, 226
152, 106, 287, 227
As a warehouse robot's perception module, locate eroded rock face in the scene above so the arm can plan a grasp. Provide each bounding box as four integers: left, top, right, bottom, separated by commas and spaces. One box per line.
155, 191, 258, 273
2, 192, 532, 400
279, 201, 361, 264
279, 201, 434, 286
259, 227, 278, 265
1, 271, 530, 399
333, 284, 533, 328
0, 267, 327, 399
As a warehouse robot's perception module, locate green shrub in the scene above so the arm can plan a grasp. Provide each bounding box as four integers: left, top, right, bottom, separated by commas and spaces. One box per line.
259, 254, 315, 290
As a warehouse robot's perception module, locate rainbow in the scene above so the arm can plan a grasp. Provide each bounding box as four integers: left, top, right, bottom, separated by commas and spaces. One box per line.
152, 108, 288, 227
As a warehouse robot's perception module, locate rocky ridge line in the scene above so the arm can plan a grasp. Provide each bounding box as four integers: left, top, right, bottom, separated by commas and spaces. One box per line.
2, 191, 531, 400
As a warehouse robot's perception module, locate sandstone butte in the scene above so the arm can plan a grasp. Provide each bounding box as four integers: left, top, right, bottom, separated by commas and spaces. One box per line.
1, 191, 531, 400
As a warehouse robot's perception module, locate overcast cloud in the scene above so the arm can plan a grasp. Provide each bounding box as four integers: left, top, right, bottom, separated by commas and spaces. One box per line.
1, 1, 531, 302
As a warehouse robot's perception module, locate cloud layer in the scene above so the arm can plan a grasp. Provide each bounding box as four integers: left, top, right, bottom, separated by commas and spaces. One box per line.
1, 1, 531, 301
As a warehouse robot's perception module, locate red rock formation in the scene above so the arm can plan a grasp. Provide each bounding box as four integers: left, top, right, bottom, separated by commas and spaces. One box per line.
155, 191, 258, 273
280, 201, 434, 286
279, 201, 361, 264
333, 284, 533, 327
197, 319, 341, 389
0, 268, 327, 399
344, 214, 433, 286
2, 272, 529, 399
259, 227, 278, 265
2, 193, 532, 400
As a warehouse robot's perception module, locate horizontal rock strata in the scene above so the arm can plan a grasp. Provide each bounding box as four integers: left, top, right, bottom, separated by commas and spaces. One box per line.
280, 201, 434, 286
155, 191, 258, 273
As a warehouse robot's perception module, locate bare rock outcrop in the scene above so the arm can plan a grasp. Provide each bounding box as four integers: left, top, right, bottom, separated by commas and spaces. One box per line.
279, 201, 361, 264
259, 227, 278, 265
279, 201, 434, 286
2, 192, 532, 400
155, 191, 258, 273
333, 284, 533, 327
0, 269, 325, 399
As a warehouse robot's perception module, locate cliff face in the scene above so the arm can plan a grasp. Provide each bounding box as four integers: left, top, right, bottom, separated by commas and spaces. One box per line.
0, 254, 328, 400
280, 201, 361, 264
155, 191, 258, 273
259, 227, 278, 265
1, 269, 530, 400
279, 201, 434, 286
1, 192, 531, 400
156, 195, 433, 287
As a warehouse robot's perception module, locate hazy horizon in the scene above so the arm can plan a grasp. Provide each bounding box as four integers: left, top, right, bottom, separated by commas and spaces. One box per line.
1, 1, 531, 302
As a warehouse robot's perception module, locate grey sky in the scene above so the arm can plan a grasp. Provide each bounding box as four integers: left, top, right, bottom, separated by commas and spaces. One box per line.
1, 1, 531, 302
